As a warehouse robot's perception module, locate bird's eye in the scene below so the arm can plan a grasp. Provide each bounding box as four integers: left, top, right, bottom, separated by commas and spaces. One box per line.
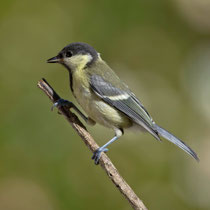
66, 51, 72, 57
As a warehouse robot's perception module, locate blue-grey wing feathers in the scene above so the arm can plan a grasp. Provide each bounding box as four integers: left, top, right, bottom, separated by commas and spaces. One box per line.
90, 75, 160, 140
90, 75, 199, 161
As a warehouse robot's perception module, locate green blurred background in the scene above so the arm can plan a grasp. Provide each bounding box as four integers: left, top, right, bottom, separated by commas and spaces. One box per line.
0, 0, 210, 209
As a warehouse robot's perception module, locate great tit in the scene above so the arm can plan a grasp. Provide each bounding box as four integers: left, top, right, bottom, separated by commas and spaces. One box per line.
47, 42, 199, 164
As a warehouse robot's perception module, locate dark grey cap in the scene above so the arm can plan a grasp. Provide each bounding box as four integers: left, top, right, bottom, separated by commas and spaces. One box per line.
61, 42, 98, 64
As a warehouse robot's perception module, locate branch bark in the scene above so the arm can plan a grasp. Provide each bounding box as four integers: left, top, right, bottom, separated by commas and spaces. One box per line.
37, 78, 148, 210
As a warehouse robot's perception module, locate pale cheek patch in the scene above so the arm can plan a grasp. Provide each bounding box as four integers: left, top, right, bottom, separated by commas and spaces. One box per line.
86, 54, 93, 63
64, 54, 93, 70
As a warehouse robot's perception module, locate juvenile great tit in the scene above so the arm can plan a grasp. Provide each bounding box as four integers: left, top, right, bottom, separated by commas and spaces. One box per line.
47, 42, 199, 164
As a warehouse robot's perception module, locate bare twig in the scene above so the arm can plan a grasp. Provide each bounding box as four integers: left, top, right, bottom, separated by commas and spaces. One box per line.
37, 78, 148, 210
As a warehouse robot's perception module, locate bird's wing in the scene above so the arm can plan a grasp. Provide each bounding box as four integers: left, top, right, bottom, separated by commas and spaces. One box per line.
90, 75, 160, 140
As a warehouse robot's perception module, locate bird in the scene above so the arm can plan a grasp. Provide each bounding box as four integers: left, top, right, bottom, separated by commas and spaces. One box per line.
47, 42, 199, 164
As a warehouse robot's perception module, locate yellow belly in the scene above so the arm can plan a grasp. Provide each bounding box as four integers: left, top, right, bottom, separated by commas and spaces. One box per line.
72, 71, 132, 129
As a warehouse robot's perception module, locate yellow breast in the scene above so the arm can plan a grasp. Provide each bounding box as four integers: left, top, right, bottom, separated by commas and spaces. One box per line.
72, 68, 132, 129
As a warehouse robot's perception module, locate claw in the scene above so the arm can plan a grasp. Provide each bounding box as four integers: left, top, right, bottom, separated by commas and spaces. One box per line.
51, 102, 59, 111
51, 99, 73, 111
92, 147, 109, 165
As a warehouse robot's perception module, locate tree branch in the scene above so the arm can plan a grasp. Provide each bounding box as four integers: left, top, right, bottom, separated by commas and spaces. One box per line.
37, 78, 148, 210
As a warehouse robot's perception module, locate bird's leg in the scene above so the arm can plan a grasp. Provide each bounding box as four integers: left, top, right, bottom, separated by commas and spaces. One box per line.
92, 128, 123, 165
52, 99, 87, 121
52, 99, 95, 125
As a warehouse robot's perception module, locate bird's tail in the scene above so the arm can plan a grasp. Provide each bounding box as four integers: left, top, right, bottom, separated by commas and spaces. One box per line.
153, 124, 199, 161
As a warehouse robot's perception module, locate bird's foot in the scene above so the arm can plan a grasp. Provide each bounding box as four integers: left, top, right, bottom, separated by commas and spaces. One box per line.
92, 147, 109, 165
51, 99, 73, 111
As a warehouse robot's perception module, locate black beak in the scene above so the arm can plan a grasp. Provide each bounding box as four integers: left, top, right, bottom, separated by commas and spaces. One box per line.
47, 56, 60, 63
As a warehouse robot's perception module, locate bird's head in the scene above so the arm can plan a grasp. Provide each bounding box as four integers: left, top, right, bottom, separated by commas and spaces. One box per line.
47, 42, 98, 71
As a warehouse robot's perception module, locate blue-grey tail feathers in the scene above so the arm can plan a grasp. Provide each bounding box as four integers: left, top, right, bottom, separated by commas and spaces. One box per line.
154, 125, 199, 161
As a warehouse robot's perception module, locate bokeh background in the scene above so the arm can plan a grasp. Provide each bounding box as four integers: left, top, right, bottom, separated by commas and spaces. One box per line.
0, 0, 210, 209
